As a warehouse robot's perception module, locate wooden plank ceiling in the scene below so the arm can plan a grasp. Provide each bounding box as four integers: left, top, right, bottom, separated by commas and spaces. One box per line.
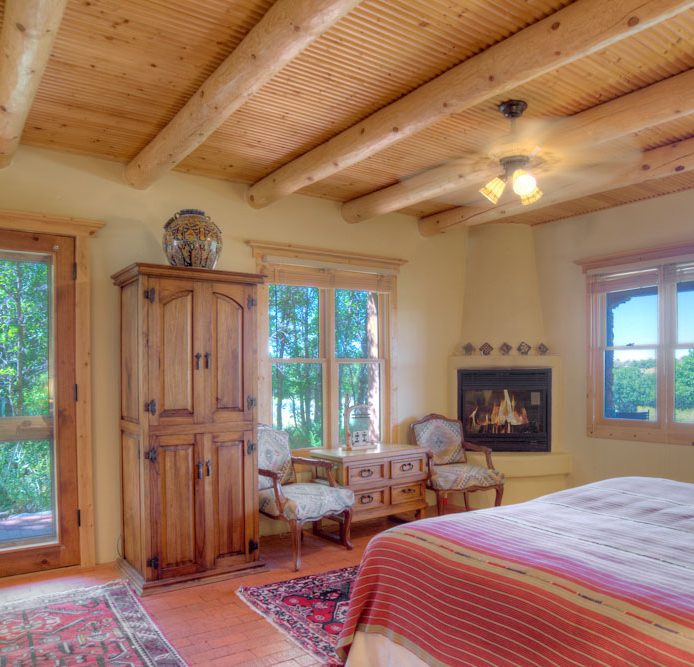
3, 0, 694, 231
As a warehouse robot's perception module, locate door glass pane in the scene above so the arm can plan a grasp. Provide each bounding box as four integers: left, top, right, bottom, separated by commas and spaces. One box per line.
606, 286, 658, 346
0, 255, 56, 549
272, 363, 323, 448
604, 350, 657, 421
675, 349, 694, 423
338, 363, 381, 445
677, 281, 694, 344
335, 290, 379, 358
269, 285, 319, 358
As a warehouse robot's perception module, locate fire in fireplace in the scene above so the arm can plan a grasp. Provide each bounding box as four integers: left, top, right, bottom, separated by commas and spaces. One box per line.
458, 368, 551, 452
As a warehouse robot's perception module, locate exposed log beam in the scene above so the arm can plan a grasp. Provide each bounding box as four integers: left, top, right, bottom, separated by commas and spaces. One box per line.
342, 68, 694, 223
124, 0, 360, 189
418, 138, 694, 235
341, 160, 497, 223
246, 0, 694, 209
0, 0, 68, 168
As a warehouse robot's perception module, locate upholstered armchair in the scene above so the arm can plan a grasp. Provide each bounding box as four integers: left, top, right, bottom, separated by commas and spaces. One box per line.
257, 425, 355, 571
410, 413, 504, 515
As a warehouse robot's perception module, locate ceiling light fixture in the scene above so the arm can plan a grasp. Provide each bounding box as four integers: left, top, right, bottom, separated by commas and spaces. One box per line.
480, 100, 543, 206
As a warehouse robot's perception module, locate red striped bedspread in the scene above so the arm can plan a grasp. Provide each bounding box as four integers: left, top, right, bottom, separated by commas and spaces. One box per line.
336, 477, 694, 666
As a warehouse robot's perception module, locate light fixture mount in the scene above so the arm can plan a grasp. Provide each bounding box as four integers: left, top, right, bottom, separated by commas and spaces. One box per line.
498, 99, 528, 119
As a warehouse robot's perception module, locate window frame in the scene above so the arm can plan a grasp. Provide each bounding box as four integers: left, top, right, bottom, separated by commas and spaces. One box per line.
249, 241, 404, 449
581, 242, 694, 444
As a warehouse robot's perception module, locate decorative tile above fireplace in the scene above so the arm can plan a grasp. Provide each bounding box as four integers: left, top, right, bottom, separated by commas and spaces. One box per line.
457, 368, 551, 452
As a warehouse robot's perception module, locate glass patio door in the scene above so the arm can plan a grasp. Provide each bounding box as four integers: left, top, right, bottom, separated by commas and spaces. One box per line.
0, 230, 80, 576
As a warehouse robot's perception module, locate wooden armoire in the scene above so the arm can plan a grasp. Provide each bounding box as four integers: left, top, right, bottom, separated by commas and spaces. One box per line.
112, 263, 265, 593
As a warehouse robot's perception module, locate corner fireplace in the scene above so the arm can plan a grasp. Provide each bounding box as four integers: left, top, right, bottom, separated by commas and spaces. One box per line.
457, 368, 551, 452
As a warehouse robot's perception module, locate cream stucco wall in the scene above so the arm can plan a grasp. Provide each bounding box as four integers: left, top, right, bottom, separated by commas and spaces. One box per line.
534, 188, 694, 487
0, 146, 467, 563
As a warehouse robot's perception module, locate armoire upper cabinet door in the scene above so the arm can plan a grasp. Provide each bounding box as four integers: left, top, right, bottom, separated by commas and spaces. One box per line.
199, 282, 257, 424
146, 277, 200, 426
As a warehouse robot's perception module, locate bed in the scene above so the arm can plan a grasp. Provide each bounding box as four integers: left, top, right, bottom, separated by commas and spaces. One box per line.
336, 477, 694, 666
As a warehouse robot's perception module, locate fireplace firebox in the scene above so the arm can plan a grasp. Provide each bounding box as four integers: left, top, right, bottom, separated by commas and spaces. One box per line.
457, 368, 551, 452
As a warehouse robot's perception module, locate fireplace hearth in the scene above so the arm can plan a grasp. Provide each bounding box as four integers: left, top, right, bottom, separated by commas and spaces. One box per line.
457, 368, 551, 452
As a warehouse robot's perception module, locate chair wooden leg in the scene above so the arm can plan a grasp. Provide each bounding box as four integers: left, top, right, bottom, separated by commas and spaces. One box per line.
494, 485, 504, 507
340, 509, 353, 550
463, 492, 471, 511
436, 491, 446, 516
414, 508, 422, 520
289, 520, 302, 571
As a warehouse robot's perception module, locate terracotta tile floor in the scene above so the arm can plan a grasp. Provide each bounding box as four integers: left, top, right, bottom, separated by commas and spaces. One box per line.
0, 516, 409, 666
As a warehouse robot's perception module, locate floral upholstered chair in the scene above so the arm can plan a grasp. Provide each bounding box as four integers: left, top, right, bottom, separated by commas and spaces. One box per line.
257, 425, 354, 571
410, 413, 504, 515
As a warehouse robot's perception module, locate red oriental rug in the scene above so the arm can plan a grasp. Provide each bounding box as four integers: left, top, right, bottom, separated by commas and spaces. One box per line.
0, 581, 185, 666
237, 566, 358, 665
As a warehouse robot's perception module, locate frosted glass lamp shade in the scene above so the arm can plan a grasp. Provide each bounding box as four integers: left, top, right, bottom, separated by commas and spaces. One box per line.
480, 176, 506, 204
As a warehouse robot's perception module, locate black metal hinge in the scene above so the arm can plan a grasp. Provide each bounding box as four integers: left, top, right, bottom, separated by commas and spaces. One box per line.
144, 399, 157, 415
144, 447, 157, 463
77, 509, 81, 527
72, 262, 78, 280
248, 539, 259, 553
147, 556, 159, 570
247, 295, 257, 309
74, 384, 78, 401
246, 396, 257, 410
144, 287, 156, 303
247, 441, 256, 455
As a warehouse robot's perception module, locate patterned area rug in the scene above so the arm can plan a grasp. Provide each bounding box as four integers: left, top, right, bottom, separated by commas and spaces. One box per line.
0, 580, 185, 666
237, 566, 358, 665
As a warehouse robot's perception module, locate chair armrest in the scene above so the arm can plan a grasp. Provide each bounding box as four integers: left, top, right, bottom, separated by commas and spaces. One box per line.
291, 456, 334, 469
291, 456, 337, 487
259, 469, 287, 513
461, 442, 494, 469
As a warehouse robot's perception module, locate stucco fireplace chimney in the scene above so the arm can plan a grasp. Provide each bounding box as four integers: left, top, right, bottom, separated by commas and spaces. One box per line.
462, 223, 545, 347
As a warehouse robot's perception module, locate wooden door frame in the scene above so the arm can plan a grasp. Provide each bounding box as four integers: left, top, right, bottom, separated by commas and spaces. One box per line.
0, 209, 103, 568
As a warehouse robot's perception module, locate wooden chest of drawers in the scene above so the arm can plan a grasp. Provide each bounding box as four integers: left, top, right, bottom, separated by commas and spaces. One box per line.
310, 444, 428, 521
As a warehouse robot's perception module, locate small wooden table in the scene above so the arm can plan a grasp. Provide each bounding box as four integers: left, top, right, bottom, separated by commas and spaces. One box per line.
310, 444, 428, 521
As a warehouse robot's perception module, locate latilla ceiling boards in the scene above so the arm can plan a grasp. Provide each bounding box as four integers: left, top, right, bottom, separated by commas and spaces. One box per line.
7, 0, 694, 229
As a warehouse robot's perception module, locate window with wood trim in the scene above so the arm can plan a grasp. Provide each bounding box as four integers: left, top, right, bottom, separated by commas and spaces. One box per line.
249, 242, 403, 449
584, 248, 694, 444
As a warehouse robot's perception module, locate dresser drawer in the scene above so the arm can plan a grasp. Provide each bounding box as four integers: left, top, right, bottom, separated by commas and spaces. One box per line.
391, 482, 425, 505
345, 462, 386, 486
353, 487, 388, 512
390, 456, 427, 480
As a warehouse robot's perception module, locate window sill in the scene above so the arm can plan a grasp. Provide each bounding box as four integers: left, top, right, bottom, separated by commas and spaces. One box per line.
588, 424, 694, 445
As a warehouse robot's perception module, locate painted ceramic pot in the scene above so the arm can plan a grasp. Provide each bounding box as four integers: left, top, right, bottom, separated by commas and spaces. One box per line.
162, 209, 222, 269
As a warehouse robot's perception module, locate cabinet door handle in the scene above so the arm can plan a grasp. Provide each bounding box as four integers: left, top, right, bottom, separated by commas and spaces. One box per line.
197, 462, 204, 480
359, 494, 374, 505
359, 468, 374, 478
194, 352, 202, 369
204, 352, 211, 369
401, 487, 416, 494
206, 459, 212, 477
401, 462, 414, 472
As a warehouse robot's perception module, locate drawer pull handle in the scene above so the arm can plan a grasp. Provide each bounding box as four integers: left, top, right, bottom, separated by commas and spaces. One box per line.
360, 494, 374, 505
359, 469, 374, 478
400, 462, 414, 472
401, 488, 417, 494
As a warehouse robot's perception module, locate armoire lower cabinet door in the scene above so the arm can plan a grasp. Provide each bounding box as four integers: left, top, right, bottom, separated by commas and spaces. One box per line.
146, 433, 206, 581
204, 430, 257, 569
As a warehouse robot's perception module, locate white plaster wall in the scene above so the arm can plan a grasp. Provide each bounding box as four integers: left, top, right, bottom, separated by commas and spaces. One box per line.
534, 188, 694, 486
0, 146, 467, 562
